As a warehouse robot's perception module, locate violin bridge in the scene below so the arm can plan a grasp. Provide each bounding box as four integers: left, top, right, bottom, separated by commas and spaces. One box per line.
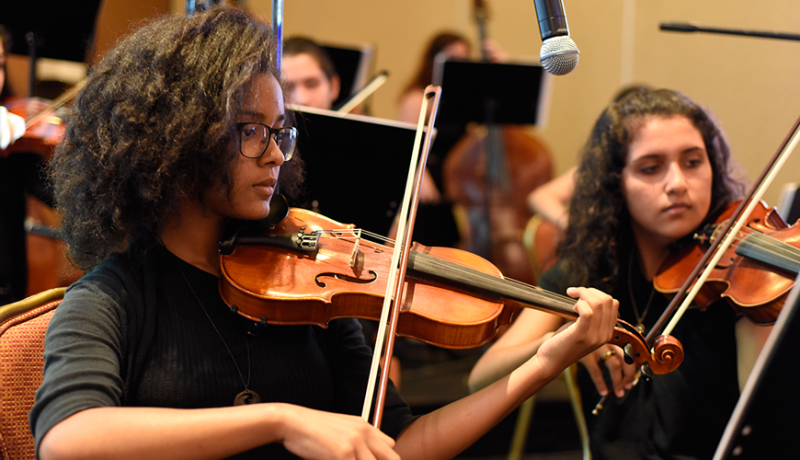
349, 229, 362, 268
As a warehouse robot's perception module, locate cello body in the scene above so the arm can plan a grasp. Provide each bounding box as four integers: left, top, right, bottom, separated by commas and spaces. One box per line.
443, 125, 553, 285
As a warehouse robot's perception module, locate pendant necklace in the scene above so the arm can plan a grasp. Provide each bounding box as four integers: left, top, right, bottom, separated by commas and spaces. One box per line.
628, 249, 655, 335
175, 260, 262, 406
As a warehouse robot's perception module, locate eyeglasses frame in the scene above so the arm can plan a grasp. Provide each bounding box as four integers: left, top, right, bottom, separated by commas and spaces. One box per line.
236, 122, 297, 161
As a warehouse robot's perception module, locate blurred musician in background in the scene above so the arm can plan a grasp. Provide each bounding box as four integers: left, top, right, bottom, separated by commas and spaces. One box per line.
0, 24, 57, 305
281, 36, 340, 110
398, 32, 482, 216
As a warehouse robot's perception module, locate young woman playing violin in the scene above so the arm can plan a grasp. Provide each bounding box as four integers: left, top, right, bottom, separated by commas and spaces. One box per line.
31, 7, 620, 460
470, 88, 773, 460
0, 24, 56, 305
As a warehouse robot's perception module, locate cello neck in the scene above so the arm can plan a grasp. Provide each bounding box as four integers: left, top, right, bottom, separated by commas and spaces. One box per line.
473, 0, 490, 62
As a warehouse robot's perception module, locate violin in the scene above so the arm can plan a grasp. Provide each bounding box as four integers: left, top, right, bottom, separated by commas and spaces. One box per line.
0, 97, 65, 159
218, 204, 684, 378
655, 199, 799, 325
1, 81, 84, 159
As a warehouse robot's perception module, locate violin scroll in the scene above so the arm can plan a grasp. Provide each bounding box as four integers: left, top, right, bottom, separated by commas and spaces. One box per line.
606, 322, 683, 378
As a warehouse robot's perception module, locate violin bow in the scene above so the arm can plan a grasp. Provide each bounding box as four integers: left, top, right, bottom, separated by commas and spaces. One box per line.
361, 85, 442, 427
337, 71, 389, 114
23, 78, 86, 130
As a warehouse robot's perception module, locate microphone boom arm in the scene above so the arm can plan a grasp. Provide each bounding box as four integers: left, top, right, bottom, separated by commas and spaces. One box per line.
660, 22, 800, 42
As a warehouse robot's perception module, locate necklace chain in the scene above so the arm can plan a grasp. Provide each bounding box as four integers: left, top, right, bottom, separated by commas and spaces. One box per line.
627, 249, 655, 334
174, 258, 261, 405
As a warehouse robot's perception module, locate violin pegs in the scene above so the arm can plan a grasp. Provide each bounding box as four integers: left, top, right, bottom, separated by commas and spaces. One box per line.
622, 343, 635, 365
640, 362, 653, 381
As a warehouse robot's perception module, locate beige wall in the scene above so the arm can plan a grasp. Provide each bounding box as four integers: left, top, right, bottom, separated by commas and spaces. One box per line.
240, 0, 800, 210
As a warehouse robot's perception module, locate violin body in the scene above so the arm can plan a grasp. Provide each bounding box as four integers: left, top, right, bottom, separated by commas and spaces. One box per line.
220, 208, 511, 349
220, 207, 683, 375
0, 97, 65, 159
655, 200, 797, 324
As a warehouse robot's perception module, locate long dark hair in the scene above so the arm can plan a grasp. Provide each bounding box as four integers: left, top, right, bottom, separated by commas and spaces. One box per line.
558, 88, 743, 292
50, 7, 303, 270
401, 32, 469, 96
0, 24, 14, 100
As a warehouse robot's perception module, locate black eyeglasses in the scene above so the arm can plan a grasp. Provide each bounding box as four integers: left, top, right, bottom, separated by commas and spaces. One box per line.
236, 123, 297, 160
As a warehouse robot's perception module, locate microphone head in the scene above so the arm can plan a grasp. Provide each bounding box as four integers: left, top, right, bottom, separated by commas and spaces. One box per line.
540, 35, 580, 75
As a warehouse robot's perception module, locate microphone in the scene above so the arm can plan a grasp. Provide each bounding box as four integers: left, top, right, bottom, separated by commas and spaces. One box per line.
534, 0, 579, 75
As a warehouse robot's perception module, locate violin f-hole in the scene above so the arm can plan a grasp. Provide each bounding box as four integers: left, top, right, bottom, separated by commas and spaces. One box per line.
315, 270, 379, 288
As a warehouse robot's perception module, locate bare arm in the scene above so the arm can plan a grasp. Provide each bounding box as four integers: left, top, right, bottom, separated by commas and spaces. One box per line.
470, 287, 634, 403
40, 403, 398, 460
397, 287, 618, 460
468, 308, 562, 392
397, 89, 424, 124
527, 166, 576, 230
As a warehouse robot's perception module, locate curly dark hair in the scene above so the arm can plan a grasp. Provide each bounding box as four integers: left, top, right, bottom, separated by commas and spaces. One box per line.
558, 88, 743, 292
50, 7, 304, 270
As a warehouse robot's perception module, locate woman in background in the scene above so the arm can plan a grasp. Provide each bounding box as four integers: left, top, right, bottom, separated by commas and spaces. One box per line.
0, 24, 56, 305
470, 88, 771, 460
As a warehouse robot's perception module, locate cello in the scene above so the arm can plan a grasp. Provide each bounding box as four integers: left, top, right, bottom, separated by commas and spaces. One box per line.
443, 0, 554, 286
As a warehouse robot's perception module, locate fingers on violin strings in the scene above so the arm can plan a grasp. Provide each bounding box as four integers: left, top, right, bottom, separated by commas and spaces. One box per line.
567, 287, 617, 343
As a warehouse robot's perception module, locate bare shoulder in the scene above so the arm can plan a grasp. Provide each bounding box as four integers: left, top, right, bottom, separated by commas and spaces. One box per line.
397, 88, 426, 123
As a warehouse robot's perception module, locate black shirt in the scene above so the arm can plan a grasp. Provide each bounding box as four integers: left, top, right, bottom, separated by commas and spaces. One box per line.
539, 254, 740, 460
31, 245, 415, 459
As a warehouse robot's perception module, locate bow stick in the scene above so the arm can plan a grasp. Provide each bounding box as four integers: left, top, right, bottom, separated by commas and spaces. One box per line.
362, 85, 442, 427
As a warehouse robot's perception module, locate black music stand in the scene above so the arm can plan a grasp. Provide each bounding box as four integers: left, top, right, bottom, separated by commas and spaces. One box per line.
778, 182, 800, 224
432, 58, 552, 127
320, 43, 375, 111
713, 271, 800, 459
3, 1, 101, 97
288, 105, 432, 237
3, 2, 101, 62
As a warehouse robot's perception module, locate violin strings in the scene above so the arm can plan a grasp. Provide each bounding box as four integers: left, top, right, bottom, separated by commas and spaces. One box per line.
316, 227, 573, 303
735, 230, 800, 272
717, 227, 800, 262
746, 231, 800, 259
311, 228, 630, 326
718, 226, 800, 260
